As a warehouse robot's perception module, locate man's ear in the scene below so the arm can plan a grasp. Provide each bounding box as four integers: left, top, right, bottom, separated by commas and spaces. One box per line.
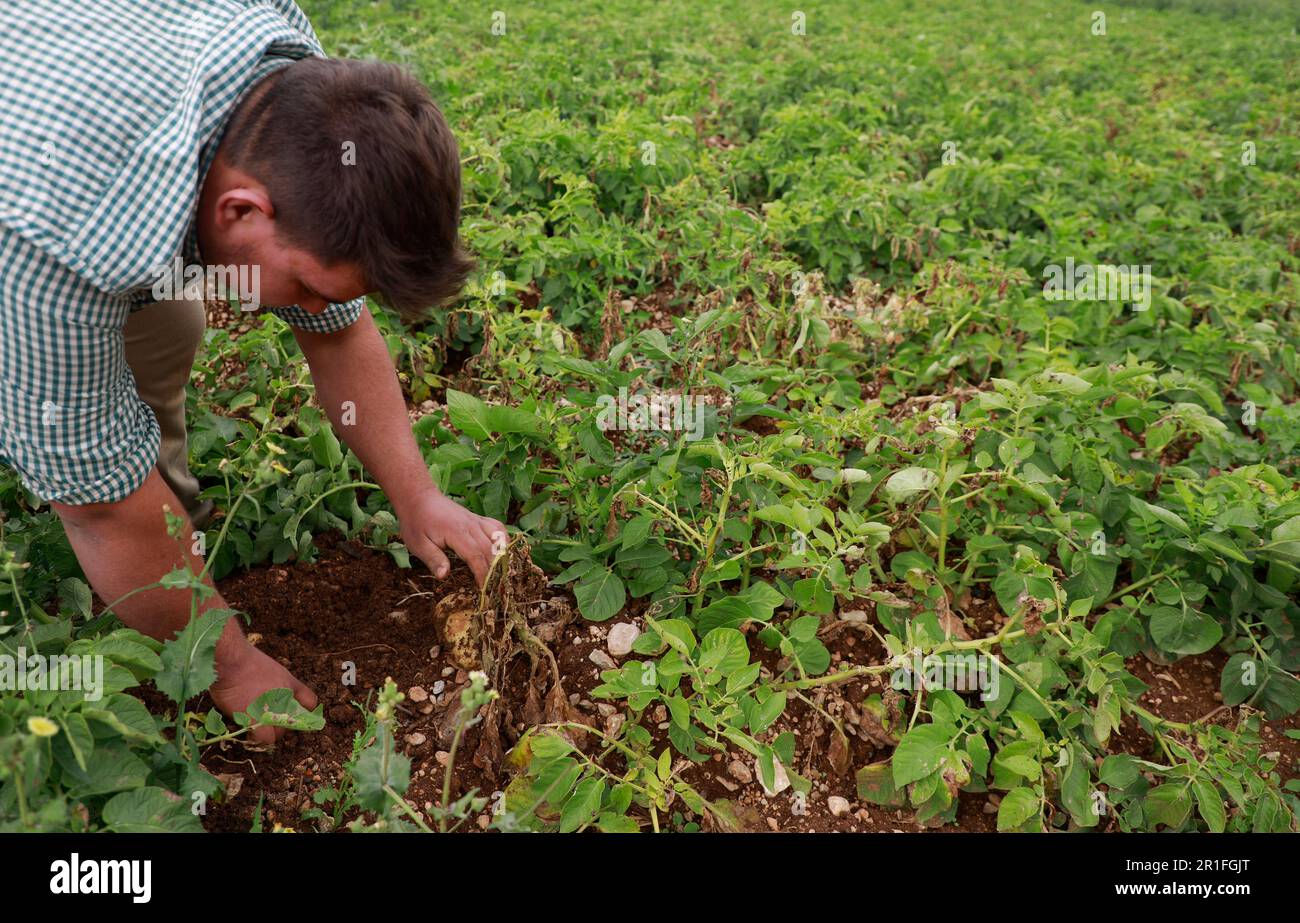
213, 186, 275, 231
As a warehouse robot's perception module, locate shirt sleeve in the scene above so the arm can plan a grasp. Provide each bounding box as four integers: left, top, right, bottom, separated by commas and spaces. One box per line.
0, 226, 160, 505
270, 296, 365, 333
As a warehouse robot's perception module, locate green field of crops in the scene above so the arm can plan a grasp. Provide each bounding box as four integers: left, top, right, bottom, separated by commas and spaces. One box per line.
2, 0, 1298, 836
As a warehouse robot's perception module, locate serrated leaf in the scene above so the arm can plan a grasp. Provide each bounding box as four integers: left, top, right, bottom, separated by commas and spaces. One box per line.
153, 608, 234, 705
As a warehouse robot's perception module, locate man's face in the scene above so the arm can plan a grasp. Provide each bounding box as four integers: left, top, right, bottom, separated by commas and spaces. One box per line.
197, 172, 368, 314
228, 233, 368, 314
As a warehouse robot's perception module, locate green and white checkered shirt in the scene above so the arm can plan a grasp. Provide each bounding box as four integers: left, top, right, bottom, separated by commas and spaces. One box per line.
0, 0, 364, 504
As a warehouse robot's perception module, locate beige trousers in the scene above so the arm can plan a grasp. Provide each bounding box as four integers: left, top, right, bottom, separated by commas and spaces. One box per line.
122, 298, 212, 527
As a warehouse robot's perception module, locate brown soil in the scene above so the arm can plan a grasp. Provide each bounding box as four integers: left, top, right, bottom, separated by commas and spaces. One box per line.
191, 535, 1295, 833
1111, 648, 1299, 776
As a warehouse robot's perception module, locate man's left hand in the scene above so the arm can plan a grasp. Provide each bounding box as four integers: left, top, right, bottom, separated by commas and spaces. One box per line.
398, 491, 508, 587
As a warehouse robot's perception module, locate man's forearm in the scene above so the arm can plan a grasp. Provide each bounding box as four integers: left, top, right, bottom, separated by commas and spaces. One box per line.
51, 468, 246, 660
293, 308, 508, 585
292, 309, 436, 518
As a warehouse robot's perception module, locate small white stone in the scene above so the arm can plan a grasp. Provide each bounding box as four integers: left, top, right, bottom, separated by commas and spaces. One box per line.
407, 686, 428, 703
828, 796, 851, 817
589, 649, 617, 670
404, 732, 426, 746
607, 622, 641, 657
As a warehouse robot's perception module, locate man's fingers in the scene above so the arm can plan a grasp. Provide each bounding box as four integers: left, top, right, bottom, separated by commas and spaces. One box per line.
464, 540, 491, 588
250, 723, 282, 745
413, 538, 452, 579
409, 517, 510, 587
482, 522, 508, 560
293, 679, 319, 712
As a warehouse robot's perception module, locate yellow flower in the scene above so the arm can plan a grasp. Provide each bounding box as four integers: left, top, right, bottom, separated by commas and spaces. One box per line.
271, 823, 296, 833
27, 716, 59, 738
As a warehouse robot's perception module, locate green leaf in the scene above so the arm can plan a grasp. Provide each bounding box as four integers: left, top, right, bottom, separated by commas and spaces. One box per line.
965, 732, 990, 776
748, 691, 786, 735
651, 618, 697, 656
792, 637, 831, 675
559, 777, 604, 832
1099, 754, 1140, 789
238, 687, 326, 732
892, 722, 956, 786
446, 389, 491, 440
992, 740, 1042, 781
1193, 780, 1226, 833
1145, 783, 1192, 830
1272, 515, 1300, 542
694, 597, 752, 634
1148, 605, 1222, 656
1195, 532, 1251, 564
58, 713, 93, 772
1093, 683, 1122, 746
354, 737, 411, 812
596, 812, 640, 833
883, 467, 939, 503
1031, 370, 1091, 395
528, 733, 575, 761
1220, 653, 1262, 707
996, 787, 1040, 831
485, 404, 544, 437
83, 694, 164, 744
665, 693, 690, 729
57, 578, 93, 620
574, 567, 626, 621
77, 636, 162, 678
103, 787, 203, 833
1129, 498, 1191, 536
657, 748, 672, 781
58, 741, 149, 798
856, 762, 907, 807
1061, 745, 1097, 828
153, 608, 234, 704
1261, 670, 1300, 719
726, 662, 762, 695
309, 426, 343, 469
698, 628, 750, 676
621, 516, 654, 550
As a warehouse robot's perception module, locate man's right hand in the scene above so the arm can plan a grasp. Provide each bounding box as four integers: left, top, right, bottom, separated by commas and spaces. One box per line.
210, 635, 318, 744
53, 466, 317, 744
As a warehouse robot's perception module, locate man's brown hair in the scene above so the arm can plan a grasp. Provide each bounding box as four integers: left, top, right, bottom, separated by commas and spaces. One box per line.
219, 57, 474, 320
